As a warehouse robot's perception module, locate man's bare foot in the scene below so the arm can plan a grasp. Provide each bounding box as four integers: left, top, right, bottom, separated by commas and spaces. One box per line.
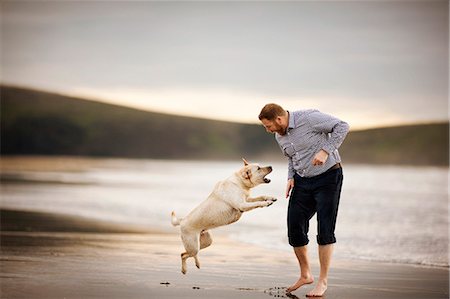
306, 279, 327, 297
286, 275, 314, 293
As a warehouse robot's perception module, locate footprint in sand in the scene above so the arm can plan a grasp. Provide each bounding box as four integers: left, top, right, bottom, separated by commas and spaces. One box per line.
264, 287, 299, 298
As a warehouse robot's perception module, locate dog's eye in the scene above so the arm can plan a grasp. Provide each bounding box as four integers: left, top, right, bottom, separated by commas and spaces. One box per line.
257, 167, 260, 170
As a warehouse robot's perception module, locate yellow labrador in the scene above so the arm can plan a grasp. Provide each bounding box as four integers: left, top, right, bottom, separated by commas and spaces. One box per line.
171, 158, 276, 274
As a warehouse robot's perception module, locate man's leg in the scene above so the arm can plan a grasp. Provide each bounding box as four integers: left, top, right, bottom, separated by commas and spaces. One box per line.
287, 174, 316, 293
308, 168, 343, 297
306, 244, 333, 297
287, 245, 314, 293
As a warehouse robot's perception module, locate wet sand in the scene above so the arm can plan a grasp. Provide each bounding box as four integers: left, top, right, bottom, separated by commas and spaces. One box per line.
1, 209, 448, 299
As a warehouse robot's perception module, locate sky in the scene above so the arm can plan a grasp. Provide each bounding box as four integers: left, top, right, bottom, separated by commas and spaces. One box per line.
2, 0, 448, 130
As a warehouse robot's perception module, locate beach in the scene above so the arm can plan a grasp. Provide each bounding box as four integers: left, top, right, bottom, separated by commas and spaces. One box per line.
1, 209, 448, 299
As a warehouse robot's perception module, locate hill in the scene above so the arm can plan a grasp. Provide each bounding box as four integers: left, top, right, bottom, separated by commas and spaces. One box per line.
1, 85, 448, 166
1, 85, 278, 160
340, 123, 448, 166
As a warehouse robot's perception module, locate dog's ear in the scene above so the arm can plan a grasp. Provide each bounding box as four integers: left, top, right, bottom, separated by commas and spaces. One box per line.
242, 158, 249, 166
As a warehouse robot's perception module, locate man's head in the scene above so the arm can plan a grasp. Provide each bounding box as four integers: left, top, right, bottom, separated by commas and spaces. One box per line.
258, 103, 289, 135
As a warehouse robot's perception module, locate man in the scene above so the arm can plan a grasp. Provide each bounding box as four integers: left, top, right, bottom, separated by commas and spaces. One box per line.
259, 103, 349, 297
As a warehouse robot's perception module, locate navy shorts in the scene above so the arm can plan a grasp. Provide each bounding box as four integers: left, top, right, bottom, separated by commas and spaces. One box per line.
287, 166, 343, 247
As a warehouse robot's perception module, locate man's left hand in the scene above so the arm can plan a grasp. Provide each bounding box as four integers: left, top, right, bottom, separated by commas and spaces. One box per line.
312, 150, 329, 166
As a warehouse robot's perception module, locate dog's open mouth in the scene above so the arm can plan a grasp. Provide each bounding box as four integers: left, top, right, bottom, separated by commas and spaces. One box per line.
263, 172, 272, 183
263, 167, 273, 183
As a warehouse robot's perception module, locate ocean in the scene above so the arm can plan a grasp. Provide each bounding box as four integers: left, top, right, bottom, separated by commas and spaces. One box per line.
1, 157, 448, 268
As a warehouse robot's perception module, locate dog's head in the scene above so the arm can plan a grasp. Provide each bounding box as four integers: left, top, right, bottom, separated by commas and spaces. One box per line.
238, 158, 273, 188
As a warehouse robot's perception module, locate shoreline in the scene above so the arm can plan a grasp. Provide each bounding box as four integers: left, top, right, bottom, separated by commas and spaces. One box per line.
1, 155, 448, 171
1, 209, 448, 299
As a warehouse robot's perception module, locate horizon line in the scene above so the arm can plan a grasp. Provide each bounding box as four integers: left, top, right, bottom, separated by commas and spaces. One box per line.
2, 83, 448, 132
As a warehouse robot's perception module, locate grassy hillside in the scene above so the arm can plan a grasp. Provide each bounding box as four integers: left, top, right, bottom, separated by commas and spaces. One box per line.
1, 85, 448, 166
340, 123, 448, 166
1, 85, 279, 160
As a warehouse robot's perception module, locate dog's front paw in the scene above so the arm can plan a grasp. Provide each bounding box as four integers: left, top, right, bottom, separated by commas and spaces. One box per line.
264, 197, 277, 207
265, 196, 277, 203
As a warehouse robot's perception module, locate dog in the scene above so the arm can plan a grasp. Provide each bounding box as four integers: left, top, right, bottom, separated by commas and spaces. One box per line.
171, 158, 277, 274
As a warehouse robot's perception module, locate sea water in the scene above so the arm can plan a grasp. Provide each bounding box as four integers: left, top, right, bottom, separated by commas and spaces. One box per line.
0, 157, 447, 267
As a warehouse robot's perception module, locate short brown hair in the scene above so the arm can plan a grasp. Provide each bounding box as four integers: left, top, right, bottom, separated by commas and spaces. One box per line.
258, 103, 287, 120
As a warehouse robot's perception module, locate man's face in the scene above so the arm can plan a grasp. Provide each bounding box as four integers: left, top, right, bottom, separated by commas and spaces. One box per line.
260, 117, 286, 135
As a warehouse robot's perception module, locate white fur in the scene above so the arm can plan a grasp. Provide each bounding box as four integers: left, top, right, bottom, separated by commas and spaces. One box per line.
171, 161, 276, 274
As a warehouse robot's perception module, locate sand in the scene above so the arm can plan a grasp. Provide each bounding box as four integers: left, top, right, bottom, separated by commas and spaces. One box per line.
1, 209, 448, 299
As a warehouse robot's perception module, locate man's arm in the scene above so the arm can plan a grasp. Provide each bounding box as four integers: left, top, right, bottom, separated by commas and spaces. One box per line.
287, 156, 295, 179
277, 142, 295, 198
306, 110, 350, 155
277, 141, 296, 179
286, 158, 295, 198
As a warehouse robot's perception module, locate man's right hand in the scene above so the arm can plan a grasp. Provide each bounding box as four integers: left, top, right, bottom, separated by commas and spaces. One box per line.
286, 179, 294, 199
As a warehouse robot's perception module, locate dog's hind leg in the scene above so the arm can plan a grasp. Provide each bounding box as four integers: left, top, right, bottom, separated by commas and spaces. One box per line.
200, 230, 212, 250
194, 255, 200, 269
193, 230, 213, 269
181, 252, 189, 274
191, 230, 213, 269
180, 231, 199, 274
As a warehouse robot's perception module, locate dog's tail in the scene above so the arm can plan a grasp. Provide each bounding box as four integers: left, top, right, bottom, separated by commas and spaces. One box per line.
171, 211, 182, 226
